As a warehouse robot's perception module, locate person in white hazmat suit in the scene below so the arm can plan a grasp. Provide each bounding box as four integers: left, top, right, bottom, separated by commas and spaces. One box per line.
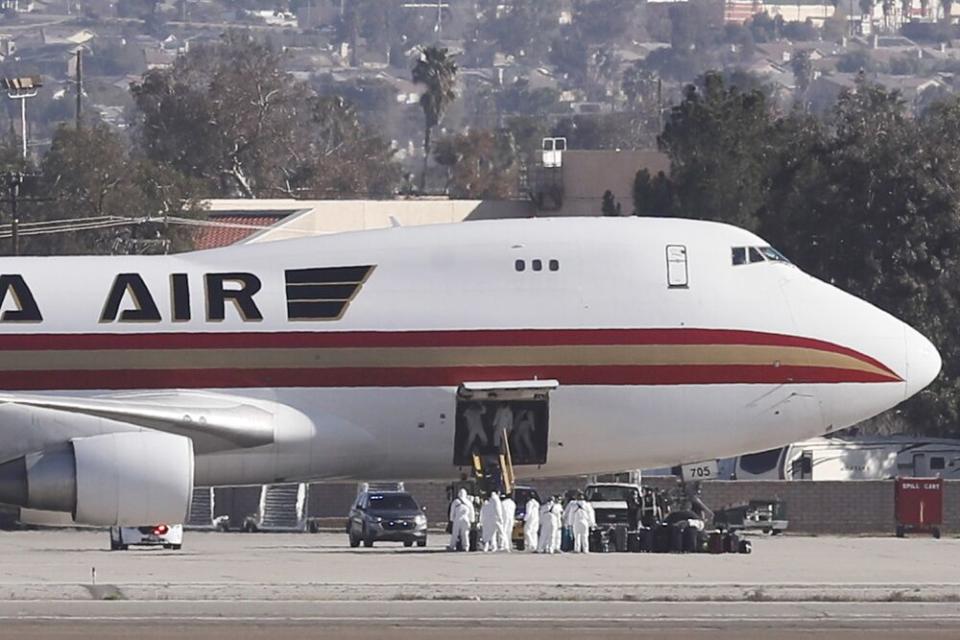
523, 496, 540, 552
536, 497, 553, 553
479, 493, 503, 552
447, 488, 476, 551
568, 494, 596, 553
549, 497, 564, 553
498, 494, 516, 552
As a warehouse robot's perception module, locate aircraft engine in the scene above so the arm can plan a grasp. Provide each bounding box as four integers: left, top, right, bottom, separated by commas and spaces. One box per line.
0, 431, 194, 526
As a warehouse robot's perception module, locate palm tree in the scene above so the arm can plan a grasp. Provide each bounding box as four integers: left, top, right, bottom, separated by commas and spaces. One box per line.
412, 46, 457, 193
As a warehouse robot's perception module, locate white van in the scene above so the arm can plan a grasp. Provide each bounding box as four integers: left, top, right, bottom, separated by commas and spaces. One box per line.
109, 524, 183, 550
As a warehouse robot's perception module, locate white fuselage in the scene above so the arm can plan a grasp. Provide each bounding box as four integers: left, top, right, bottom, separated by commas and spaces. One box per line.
0, 217, 941, 486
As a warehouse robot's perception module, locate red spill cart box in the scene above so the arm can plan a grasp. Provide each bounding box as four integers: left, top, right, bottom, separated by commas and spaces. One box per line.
895, 477, 943, 538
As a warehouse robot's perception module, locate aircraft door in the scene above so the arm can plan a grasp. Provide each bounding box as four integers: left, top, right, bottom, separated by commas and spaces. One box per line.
913, 453, 927, 477
453, 380, 558, 467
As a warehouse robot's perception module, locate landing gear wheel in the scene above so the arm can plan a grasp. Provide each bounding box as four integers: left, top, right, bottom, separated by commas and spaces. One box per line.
349, 532, 360, 548
362, 527, 374, 548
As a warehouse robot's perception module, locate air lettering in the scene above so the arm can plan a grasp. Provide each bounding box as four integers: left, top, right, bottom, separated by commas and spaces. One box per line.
100, 273, 162, 322
205, 272, 263, 322
0, 274, 41, 322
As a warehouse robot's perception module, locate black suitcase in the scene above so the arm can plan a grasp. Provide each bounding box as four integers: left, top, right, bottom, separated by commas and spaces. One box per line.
682, 525, 699, 553
469, 527, 479, 552
708, 530, 724, 554
724, 531, 740, 554
627, 531, 641, 553
653, 524, 672, 553
739, 539, 752, 554
670, 524, 684, 552
589, 528, 604, 552
640, 527, 654, 552
612, 525, 628, 552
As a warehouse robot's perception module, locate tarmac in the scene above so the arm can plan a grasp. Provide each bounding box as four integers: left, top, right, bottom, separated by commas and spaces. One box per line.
1, 530, 959, 638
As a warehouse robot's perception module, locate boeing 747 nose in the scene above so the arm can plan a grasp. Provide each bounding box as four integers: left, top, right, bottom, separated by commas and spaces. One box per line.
904, 325, 942, 400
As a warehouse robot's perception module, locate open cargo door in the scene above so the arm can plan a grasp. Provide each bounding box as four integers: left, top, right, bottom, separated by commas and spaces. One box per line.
453, 379, 558, 467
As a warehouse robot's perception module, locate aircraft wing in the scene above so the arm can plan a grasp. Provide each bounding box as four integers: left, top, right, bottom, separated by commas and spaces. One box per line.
0, 391, 277, 454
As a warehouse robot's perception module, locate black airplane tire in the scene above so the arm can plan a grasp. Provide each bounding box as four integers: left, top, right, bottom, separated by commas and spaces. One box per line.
349, 531, 360, 548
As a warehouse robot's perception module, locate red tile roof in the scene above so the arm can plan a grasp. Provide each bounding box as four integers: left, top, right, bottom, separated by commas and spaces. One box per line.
193, 213, 290, 250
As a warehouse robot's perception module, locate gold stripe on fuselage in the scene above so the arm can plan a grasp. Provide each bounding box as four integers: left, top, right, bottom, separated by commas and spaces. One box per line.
0, 344, 892, 378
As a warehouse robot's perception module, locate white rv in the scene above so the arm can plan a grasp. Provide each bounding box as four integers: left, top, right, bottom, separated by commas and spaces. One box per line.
734, 435, 960, 480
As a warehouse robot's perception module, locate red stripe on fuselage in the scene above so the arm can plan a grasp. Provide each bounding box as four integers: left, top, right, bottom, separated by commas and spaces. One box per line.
0, 328, 896, 376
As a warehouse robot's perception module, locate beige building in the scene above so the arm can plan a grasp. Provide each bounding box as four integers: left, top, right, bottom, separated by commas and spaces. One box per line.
196, 198, 536, 248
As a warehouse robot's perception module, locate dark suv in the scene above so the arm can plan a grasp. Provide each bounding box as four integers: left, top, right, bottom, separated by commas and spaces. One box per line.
346, 490, 428, 548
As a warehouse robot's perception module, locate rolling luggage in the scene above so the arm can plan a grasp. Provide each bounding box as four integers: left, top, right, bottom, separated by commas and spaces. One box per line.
670, 524, 684, 552
708, 530, 724, 554
589, 528, 604, 552
682, 525, 699, 553
612, 525, 628, 552
640, 526, 654, 552
723, 531, 740, 554
653, 524, 672, 553
627, 531, 641, 553
469, 526, 479, 552
562, 527, 574, 552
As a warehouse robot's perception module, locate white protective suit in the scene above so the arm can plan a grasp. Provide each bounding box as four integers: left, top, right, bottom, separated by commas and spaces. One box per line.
536, 500, 552, 553
549, 500, 564, 553
479, 494, 504, 552
491, 404, 514, 449
523, 497, 540, 552
569, 499, 596, 553
498, 496, 516, 552
448, 488, 476, 551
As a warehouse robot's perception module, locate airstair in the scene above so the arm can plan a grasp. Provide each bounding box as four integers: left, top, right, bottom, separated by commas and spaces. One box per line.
246, 483, 307, 532
471, 427, 516, 495
186, 487, 215, 529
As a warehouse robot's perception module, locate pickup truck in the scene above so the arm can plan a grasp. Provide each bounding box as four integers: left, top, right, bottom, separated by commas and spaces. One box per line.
583, 482, 643, 528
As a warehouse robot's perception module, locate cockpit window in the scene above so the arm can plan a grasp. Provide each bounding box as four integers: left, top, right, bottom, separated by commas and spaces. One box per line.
731, 246, 792, 266
759, 246, 790, 263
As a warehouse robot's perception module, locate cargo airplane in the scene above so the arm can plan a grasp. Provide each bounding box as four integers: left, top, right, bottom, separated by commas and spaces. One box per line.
0, 217, 942, 526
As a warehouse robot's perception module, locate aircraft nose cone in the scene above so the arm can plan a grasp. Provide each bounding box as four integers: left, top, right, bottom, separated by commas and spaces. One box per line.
904, 325, 941, 400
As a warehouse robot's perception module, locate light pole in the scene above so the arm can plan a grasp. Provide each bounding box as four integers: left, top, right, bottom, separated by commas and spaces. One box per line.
2, 76, 42, 161
401, 2, 449, 40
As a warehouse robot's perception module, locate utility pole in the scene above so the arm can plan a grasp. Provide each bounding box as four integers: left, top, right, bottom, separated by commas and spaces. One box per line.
9, 173, 18, 256
75, 48, 83, 130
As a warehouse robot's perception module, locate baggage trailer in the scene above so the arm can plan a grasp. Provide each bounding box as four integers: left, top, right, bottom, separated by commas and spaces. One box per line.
895, 476, 942, 539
